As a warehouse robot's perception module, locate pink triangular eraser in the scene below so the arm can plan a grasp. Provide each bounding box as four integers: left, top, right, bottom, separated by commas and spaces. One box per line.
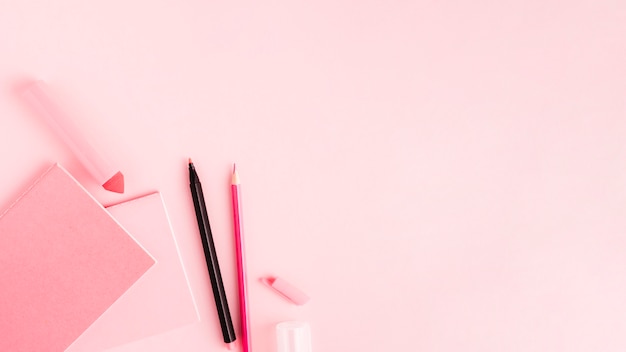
103, 171, 125, 193
0, 164, 155, 352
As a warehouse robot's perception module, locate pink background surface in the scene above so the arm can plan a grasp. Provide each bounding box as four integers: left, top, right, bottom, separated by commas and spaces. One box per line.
1, 1, 626, 351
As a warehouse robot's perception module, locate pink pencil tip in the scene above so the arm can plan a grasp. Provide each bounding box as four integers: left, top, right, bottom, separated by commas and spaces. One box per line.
231, 165, 240, 184
226, 342, 236, 350
188, 157, 193, 164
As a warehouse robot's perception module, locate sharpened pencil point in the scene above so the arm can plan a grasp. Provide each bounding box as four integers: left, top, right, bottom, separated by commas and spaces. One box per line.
188, 157, 193, 164
231, 164, 240, 185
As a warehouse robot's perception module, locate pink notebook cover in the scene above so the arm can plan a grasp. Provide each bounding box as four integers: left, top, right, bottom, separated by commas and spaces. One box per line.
67, 192, 200, 351
0, 164, 155, 352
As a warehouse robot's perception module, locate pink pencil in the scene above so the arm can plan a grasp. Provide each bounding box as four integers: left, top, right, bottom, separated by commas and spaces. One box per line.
231, 164, 251, 352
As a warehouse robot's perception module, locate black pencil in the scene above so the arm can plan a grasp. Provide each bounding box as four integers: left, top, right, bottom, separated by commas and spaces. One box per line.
188, 159, 236, 348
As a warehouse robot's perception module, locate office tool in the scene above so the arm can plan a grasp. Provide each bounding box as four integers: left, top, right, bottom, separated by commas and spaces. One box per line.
188, 159, 237, 348
21, 81, 125, 193
276, 321, 312, 352
67, 192, 200, 351
231, 164, 251, 352
263, 277, 310, 306
0, 164, 154, 352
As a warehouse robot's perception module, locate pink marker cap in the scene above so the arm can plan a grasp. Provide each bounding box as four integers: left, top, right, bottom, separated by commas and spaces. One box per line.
264, 277, 310, 306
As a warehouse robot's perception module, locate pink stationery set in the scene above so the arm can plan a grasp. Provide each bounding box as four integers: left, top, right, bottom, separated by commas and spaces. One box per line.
0, 81, 200, 351
0, 165, 201, 351
3, 80, 312, 351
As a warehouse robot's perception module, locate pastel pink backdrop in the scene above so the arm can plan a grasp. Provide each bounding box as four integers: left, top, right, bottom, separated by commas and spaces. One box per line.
1, 1, 626, 351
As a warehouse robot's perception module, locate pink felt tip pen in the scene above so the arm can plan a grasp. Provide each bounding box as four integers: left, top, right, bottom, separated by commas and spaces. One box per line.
231, 164, 251, 352
21, 81, 125, 193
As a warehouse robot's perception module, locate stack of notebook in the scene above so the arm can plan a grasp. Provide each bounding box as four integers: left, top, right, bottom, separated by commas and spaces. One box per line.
0, 164, 200, 351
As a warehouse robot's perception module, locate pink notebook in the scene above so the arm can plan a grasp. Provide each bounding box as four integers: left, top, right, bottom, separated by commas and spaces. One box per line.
67, 192, 200, 351
0, 164, 155, 352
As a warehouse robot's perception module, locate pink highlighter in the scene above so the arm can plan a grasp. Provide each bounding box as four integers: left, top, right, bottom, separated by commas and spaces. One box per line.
21, 81, 125, 193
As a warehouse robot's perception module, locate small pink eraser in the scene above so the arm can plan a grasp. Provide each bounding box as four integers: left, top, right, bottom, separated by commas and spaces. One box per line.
265, 277, 310, 306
